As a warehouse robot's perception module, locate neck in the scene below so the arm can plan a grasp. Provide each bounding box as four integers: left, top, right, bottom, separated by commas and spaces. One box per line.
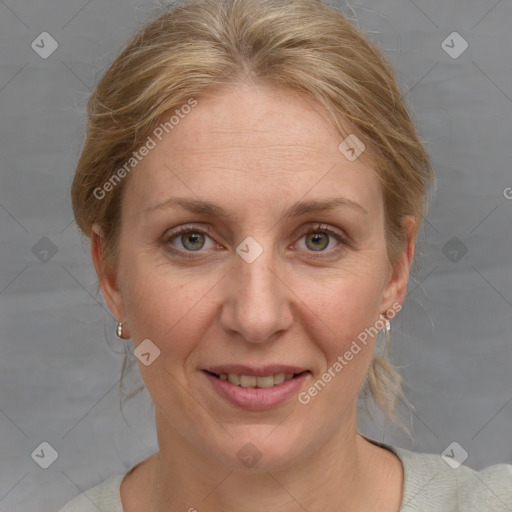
130, 404, 401, 512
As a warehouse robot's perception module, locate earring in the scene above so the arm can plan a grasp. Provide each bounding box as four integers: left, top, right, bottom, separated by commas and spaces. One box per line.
380, 314, 391, 348
384, 315, 391, 336
116, 321, 124, 339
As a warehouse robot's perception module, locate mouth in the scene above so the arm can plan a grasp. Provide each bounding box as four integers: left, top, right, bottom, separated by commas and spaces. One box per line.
201, 365, 311, 410
203, 370, 309, 389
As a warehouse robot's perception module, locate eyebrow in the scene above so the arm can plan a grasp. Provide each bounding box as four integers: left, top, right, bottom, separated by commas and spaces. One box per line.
144, 196, 368, 220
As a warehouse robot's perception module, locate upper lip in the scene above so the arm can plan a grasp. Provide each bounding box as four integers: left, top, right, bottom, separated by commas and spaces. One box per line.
203, 365, 309, 377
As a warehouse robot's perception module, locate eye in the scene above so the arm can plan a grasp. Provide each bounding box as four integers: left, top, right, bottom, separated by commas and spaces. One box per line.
294, 224, 348, 255
161, 225, 217, 256
161, 223, 349, 260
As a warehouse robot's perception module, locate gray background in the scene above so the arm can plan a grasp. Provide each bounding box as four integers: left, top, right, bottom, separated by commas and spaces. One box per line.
0, 0, 511, 510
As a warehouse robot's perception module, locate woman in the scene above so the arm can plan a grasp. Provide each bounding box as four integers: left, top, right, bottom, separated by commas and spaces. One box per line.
60, 0, 512, 510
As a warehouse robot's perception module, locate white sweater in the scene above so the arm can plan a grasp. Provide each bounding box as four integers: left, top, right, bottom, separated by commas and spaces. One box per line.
58, 439, 512, 511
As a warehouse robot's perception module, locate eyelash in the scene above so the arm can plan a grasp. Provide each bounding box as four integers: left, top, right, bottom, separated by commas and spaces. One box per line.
161, 224, 350, 260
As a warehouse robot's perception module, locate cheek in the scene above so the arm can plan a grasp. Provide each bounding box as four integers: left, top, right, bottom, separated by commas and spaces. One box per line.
297, 275, 384, 410
121, 271, 211, 406
121, 234, 387, 364
298, 263, 386, 348
121, 255, 213, 351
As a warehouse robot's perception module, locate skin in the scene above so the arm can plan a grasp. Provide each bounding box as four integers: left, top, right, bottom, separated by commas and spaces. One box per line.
91, 81, 417, 512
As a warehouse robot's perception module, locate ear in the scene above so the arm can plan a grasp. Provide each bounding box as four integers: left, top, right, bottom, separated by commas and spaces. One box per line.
91, 223, 126, 322
379, 216, 417, 313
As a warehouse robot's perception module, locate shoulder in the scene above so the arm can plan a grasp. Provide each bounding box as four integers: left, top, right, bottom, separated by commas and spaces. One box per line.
58, 474, 125, 512
365, 437, 512, 511
397, 446, 511, 511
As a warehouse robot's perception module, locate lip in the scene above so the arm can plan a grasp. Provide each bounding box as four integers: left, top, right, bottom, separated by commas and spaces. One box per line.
202, 369, 311, 410
203, 364, 308, 377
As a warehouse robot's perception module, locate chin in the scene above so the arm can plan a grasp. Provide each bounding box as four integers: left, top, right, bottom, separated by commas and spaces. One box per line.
204, 424, 309, 473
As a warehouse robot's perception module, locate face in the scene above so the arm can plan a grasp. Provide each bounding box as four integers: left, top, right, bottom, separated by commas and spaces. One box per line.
93, 81, 414, 471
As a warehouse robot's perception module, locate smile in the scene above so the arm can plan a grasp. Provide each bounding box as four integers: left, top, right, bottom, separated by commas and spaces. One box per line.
202, 368, 311, 410
206, 371, 305, 388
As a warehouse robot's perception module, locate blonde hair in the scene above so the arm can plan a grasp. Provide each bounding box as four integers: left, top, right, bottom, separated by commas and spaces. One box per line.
71, 0, 434, 427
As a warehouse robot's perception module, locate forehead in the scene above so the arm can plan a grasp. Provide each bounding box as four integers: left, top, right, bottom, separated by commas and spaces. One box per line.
122, 82, 383, 221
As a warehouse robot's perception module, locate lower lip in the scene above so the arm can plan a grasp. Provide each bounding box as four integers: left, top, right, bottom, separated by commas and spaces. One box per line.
202, 371, 310, 410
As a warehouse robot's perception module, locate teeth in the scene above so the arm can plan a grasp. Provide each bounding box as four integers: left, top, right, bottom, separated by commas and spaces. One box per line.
240, 375, 257, 388
219, 372, 299, 388
227, 374, 240, 385
273, 373, 285, 385
255, 375, 275, 388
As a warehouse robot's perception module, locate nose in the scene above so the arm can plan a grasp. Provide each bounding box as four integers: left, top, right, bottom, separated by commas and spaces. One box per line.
220, 239, 294, 344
